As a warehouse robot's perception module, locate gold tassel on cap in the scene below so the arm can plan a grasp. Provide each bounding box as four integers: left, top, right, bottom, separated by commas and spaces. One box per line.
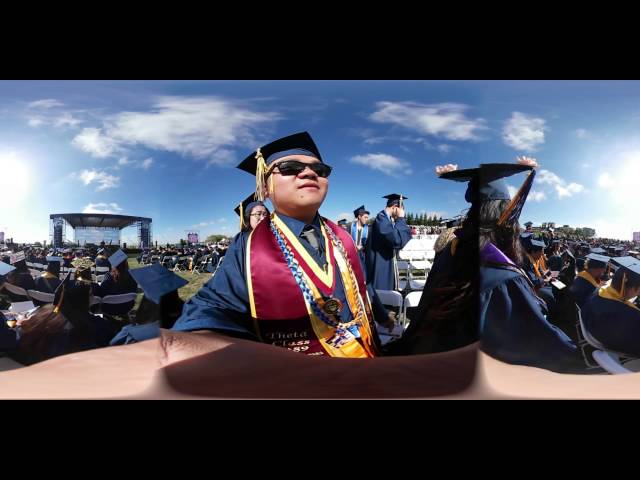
254, 148, 269, 202
239, 201, 246, 230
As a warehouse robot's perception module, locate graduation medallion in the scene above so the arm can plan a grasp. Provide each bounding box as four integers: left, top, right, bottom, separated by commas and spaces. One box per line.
323, 297, 343, 316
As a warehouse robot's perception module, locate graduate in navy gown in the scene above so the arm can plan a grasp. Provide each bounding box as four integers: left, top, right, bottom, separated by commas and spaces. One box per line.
94, 248, 111, 269
364, 194, 412, 291
0, 263, 18, 352
34, 256, 63, 294
581, 256, 640, 357
173, 132, 395, 358
351, 205, 370, 267
110, 263, 187, 345
520, 234, 556, 310
5, 251, 35, 301
569, 252, 609, 308
234, 193, 270, 233
393, 163, 532, 355
94, 249, 138, 316
476, 161, 584, 373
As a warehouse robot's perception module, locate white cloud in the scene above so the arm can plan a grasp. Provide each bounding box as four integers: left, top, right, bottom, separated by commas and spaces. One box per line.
555, 183, 584, 198
529, 190, 547, 202
437, 144, 452, 153
53, 112, 82, 128
76, 169, 121, 191
118, 157, 131, 166
598, 172, 615, 188
27, 99, 65, 109
502, 112, 547, 151
575, 128, 589, 139
337, 212, 352, 221
140, 158, 153, 170
532, 169, 584, 199
72, 127, 120, 158
369, 102, 487, 141
27, 117, 45, 127
507, 185, 518, 198
82, 203, 123, 214
71, 96, 281, 164
25, 99, 82, 129
350, 153, 412, 177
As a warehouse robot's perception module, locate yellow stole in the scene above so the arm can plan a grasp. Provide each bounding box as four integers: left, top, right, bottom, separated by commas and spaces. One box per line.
41, 271, 58, 280
526, 253, 542, 278
577, 270, 600, 288
598, 284, 640, 312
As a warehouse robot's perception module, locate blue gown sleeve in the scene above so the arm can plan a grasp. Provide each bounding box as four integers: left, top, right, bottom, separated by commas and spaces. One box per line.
375, 214, 412, 250
480, 273, 584, 373
172, 233, 256, 337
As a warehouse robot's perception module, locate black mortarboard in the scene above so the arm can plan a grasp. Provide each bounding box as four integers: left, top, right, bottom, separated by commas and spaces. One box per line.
353, 205, 370, 217
236, 131, 323, 175
129, 263, 188, 304
383, 194, 407, 207
585, 253, 611, 269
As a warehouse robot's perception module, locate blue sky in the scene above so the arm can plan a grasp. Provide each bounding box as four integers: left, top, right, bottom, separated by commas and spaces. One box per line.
2, 80, 640, 244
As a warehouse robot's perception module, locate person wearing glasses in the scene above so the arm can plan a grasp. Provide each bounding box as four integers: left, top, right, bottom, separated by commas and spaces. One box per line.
172, 132, 395, 357
234, 193, 271, 233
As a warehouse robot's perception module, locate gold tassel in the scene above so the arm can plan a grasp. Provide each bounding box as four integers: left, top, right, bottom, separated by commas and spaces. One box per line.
497, 170, 534, 226
53, 289, 64, 314
255, 148, 269, 202
239, 201, 246, 230
621, 272, 627, 299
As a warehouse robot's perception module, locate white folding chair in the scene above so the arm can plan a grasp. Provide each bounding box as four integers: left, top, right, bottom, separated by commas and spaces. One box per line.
577, 306, 636, 374
27, 289, 55, 304
375, 289, 405, 345
2, 282, 30, 300
396, 260, 411, 291
95, 266, 110, 274
401, 290, 423, 329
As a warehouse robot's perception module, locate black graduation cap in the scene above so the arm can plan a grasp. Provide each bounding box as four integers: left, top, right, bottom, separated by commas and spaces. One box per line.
129, 263, 188, 304
234, 193, 268, 229
337, 219, 348, 226
439, 163, 533, 204
585, 253, 611, 269
590, 247, 606, 254
383, 194, 407, 207
236, 132, 323, 175
108, 249, 128, 268
524, 221, 533, 227
610, 256, 640, 284
353, 205, 369, 217
0, 261, 16, 280
53, 272, 92, 314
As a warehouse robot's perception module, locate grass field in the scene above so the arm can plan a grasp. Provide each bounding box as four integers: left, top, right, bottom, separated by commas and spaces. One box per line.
127, 257, 212, 307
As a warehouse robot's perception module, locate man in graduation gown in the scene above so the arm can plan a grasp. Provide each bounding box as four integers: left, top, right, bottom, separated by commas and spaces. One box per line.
34, 256, 63, 294
351, 205, 370, 267
5, 252, 35, 302
173, 131, 395, 358
364, 194, 412, 291
582, 256, 640, 358
569, 252, 609, 308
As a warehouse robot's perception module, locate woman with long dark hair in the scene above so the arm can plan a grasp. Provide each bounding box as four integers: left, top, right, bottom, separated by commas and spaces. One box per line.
12, 271, 113, 365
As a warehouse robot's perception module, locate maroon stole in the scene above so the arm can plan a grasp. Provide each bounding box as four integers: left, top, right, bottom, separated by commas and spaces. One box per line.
246, 214, 378, 358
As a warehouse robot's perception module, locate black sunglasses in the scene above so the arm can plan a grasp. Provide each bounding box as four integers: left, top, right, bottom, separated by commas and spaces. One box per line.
271, 160, 332, 178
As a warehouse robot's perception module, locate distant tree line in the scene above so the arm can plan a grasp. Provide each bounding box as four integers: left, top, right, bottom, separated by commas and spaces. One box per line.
405, 212, 443, 226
